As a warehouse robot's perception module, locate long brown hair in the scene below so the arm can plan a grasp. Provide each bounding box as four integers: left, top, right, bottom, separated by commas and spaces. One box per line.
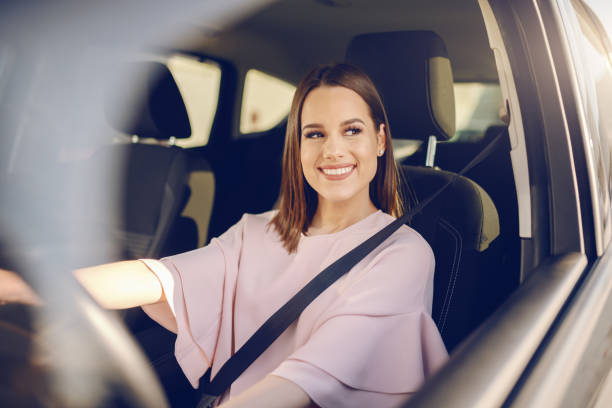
270, 63, 404, 253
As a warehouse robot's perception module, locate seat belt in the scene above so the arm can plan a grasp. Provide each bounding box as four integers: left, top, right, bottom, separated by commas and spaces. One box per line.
196, 130, 506, 408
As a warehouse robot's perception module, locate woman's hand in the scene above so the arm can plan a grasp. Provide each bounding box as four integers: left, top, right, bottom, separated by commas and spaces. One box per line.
0, 268, 42, 305
218, 375, 313, 408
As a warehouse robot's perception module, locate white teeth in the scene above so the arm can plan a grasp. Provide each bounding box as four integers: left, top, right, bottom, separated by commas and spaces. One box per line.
322, 166, 353, 176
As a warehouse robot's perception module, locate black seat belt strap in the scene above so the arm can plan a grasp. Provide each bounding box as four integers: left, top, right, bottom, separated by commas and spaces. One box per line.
196, 130, 506, 407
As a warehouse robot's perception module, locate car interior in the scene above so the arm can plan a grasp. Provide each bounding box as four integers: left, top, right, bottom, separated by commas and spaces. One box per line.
0, 0, 525, 406
83, 0, 522, 404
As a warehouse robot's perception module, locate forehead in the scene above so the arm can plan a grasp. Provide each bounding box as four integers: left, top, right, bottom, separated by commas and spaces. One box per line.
301, 86, 372, 124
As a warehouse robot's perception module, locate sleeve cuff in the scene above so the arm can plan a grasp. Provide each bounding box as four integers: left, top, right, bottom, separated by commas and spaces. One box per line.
272, 359, 412, 408
139, 258, 176, 317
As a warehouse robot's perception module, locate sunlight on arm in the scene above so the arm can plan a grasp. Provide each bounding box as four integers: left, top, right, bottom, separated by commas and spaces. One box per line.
218, 375, 312, 408
73, 260, 165, 310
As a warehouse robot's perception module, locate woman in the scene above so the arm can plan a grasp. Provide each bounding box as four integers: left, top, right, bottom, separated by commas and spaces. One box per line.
1, 63, 448, 407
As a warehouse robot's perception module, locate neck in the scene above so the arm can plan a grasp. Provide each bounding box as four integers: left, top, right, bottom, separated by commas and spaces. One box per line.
308, 194, 378, 235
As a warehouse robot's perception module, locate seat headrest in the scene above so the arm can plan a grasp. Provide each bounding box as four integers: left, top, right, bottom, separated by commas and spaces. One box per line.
346, 31, 455, 141
106, 61, 191, 140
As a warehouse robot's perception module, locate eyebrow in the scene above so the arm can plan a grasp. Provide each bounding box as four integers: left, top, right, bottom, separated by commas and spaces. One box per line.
301, 118, 366, 131
340, 118, 366, 126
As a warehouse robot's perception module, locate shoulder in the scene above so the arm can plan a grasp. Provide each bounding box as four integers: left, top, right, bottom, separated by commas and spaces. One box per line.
216, 210, 278, 237
226, 210, 285, 251
354, 212, 435, 311
371, 211, 434, 261
328, 212, 436, 315
238, 210, 279, 235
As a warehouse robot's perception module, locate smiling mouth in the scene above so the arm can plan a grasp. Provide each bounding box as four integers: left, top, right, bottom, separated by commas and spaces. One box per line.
319, 165, 356, 179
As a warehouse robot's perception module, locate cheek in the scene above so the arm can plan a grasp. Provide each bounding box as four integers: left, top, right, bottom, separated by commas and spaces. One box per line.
300, 143, 315, 169
366, 156, 379, 179
299, 146, 307, 168
299, 145, 313, 179
357, 143, 379, 170
361, 150, 380, 183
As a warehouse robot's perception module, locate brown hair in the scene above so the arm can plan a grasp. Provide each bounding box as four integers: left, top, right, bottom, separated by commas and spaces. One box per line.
270, 63, 404, 253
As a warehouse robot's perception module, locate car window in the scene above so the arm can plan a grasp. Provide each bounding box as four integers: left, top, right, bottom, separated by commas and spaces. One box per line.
453, 82, 505, 142
240, 69, 295, 134
167, 54, 221, 148
564, 0, 612, 249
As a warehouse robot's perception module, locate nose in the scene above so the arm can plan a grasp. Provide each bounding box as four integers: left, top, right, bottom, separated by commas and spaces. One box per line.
322, 133, 345, 159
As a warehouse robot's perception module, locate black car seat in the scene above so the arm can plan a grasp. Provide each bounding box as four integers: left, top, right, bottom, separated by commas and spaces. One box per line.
205, 120, 286, 242
402, 123, 520, 314
347, 31, 510, 351
102, 61, 194, 260
435, 125, 520, 290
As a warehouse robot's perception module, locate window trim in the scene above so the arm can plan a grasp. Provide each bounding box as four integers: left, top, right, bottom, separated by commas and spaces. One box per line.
545, 0, 604, 256
479, 0, 532, 241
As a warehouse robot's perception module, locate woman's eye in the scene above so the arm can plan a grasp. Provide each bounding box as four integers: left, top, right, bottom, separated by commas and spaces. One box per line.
304, 131, 324, 139
345, 127, 362, 136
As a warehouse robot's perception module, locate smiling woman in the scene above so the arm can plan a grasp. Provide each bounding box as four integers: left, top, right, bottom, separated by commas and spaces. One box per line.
271, 63, 402, 252
138, 62, 447, 407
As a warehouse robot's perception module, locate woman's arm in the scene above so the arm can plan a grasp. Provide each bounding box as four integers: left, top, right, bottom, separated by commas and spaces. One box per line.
218, 375, 312, 408
1, 261, 166, 310
73, 260, 165, 309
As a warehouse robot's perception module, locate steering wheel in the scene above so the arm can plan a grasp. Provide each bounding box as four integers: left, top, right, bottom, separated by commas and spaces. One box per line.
0, 272, 169, 407
0, 195, 169, 408
0, 1, 265, 406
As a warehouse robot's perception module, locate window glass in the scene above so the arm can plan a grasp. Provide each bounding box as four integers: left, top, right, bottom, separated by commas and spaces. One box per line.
240, 69, 295, 134
567, 0, 612, 247
167, 54, 221, 148
453, 82, 505, 142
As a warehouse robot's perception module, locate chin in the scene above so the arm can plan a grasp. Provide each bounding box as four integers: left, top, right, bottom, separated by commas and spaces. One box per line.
318, 190, 366, 206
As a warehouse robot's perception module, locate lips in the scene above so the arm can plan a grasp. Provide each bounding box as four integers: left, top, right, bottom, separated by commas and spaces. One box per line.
318, 164, 356, 180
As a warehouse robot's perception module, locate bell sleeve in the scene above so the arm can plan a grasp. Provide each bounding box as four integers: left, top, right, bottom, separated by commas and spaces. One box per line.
140, 214, 247, 388
271, 232, 448, 407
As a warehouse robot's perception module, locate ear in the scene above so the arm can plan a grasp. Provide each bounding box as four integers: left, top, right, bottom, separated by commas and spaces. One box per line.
377, 123, 386, 155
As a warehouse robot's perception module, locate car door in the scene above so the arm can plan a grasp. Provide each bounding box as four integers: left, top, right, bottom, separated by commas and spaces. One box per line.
501, 0, 612, 406
405, 0, 611, 406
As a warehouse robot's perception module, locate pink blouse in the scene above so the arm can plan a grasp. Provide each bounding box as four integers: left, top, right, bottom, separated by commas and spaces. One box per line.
141, 210, 448, 407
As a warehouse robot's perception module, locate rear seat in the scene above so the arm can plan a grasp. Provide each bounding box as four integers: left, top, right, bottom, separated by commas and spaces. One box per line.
205, 120, 286, 243
178, 159, 215, 249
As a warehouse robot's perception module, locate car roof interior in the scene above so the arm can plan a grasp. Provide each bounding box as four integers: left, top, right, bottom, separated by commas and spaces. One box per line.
179, 0, 498, 85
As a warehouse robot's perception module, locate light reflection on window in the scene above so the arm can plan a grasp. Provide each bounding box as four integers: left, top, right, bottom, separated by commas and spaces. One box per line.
570, 0, 612, 247
240, 69, 295, 134
453, 83, 504, 142
167, 55, 221, 148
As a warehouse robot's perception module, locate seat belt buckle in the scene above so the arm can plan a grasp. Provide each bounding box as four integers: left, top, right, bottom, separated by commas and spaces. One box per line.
196, 393, 218, 408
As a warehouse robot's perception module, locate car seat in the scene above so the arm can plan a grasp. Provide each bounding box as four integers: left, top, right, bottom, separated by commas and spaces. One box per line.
402, 123, 520, 314
434, 125, 520, 291
347, 31, 509, 351
205, 120, 286, 243
102, 61, 194, 260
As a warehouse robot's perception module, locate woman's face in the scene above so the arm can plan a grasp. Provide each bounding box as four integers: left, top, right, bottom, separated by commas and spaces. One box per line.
300, 85, 385, 208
